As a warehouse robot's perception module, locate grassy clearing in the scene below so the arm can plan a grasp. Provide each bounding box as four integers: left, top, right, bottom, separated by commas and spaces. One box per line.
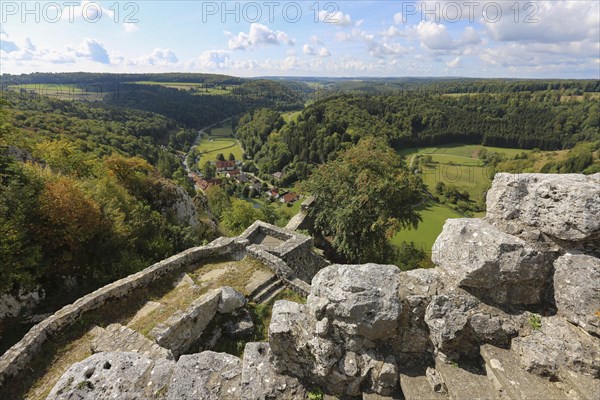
392, 201, 463, 252
133, 81, 236, 95
399, 143, 532, 159
282, 111, 301, 122
247, 197, 303, 226
6, 84, 105, 101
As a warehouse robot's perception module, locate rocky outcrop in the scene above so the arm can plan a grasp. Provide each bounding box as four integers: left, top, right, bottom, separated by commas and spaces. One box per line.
269, 264, 401, 397
239, 342, 308, 399
0, 287, 45, 320
512, 315, 600, 379
485, 173, 600, 248
424, 291, 522, 361
166, 352, 241, 400
553, 254, 600, 336
46, 352, 174, 400
9, 173, 600, 399
432, 218, 551, 306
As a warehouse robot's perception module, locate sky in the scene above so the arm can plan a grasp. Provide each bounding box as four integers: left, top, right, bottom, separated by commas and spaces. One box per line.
1, 0, 599, 78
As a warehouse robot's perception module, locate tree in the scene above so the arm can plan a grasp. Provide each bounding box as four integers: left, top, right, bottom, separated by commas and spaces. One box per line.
202, 160, 216, 179
301, 137, 422, 263
228, 153, 236, 161
216, 153, 225, 161
435, 181, 446, 195
205, 185, 231, 219
220, 198, 263, 235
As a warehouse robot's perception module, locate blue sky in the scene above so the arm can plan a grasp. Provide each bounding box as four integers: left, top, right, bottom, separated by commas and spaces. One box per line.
1, 1, 599, 78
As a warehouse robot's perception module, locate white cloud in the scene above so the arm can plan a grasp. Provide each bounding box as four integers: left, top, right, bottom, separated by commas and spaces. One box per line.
124, 23, 139, 33
226, 23, 294, 50
137, 48, 178, 65
75, 39, 110, 64
484, 1, 599, 44
310, 35, 323, 45
319, 47, 331, 57
393, 12, 404, 24
303, 44, 331, 57
318, 10, 353, 26
446, 56, 462, 68
303, 44, 316, 55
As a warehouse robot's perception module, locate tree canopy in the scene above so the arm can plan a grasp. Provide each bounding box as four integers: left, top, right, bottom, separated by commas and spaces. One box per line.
301, 137, 422, 263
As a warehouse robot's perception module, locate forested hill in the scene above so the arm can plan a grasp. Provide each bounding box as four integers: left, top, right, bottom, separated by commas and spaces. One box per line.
0, 92, 218, 301
237, 91, 600, 183
104, 80, 304, 127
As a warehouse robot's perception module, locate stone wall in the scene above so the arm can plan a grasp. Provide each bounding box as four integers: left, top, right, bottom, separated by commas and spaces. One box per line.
239, 220, 328, 283
0, 221, 326, 388
0, 237, 246, 387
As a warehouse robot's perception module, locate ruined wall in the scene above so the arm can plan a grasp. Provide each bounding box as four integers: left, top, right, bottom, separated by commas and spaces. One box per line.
0, 237, 246, 387
0, 220, 327, 387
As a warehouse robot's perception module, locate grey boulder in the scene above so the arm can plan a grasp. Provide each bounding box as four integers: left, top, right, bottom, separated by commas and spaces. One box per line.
485, 173, 600, 246
432, 218, 551, 306
218, 286, 246, 314
553, 254, 600, 336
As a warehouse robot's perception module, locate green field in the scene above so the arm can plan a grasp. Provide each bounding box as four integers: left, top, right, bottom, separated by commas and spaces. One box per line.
392, 201, 463, 251
393, 144, 539, 251
282, 111, 301, 122
399, 143, 532, 158
400, 144, 536, 204
134, 81, 235, 95
196, 120, 244, 162
6, 84, 104, 101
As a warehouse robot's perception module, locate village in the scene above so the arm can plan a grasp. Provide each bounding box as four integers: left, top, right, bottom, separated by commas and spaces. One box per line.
188, 158, 301, 205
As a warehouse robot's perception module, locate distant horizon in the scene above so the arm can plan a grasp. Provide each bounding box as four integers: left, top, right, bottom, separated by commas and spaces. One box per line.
1, 71, 598, 82
1, 1, 598, 79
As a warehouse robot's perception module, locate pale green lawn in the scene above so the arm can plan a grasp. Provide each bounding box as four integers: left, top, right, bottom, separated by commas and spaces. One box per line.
392, 201, 463, 251
197, 137, 244, 162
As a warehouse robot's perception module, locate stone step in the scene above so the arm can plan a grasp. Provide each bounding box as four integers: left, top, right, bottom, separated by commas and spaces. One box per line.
248, 273, 278, 299
252, 279, 285, 304
400, 368, 449, 400
481, 344, 567, 400
435, 357, 506, 400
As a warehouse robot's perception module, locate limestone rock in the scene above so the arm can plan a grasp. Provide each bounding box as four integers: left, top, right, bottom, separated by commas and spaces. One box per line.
91, 323, 173, 360
512, 315, 600, 379
425, 367, 447, 394
485, 173, 600, 246
218, 286, 247, 314
308, 263, 402, 341
166, 351, 241, 400
47, 352, 174, 400
425, 292, 520, 361
553, 254, 600, 336
239, 342, 308, 399
269, 264, 402, 397
397, 268, 444, 356
432, 218, 551, 306
150, 289, 221, 357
